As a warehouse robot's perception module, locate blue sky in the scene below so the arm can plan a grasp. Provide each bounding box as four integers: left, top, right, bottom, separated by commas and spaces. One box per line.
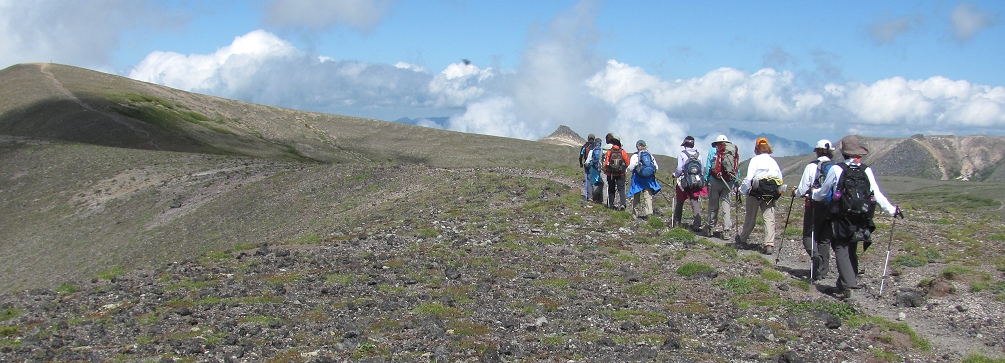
2, 0, 1003, 156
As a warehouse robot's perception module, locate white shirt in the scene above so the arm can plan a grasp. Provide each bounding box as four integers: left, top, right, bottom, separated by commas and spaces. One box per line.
627, 150, 659, 174
738, 153, 783, 195
795, 156, 831, 197
812, 160, 896, 215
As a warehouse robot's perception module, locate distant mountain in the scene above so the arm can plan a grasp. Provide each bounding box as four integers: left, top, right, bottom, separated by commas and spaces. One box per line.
772, 134, 1005, 183
538, 125, 586, 147
700, 128, 813, 156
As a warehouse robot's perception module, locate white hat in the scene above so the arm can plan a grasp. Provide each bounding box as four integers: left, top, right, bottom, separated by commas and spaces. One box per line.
712, 135, 728, 145
815, 139, 834, 150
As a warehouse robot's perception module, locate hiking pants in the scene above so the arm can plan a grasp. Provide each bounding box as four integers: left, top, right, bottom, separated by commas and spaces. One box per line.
673, 187, 701, 229
832, 239, 859, 290
591, 181, 605, 203
802, 199, 832, 279
739, 196, 776, 247
706, 178, 732, 231
632, 188, 654, 218
583, 168, 591, 200
607, 174, 626, 209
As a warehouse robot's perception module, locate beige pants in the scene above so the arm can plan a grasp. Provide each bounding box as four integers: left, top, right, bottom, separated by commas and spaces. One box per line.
739, 196, 776, 246
632, 189, 653, 217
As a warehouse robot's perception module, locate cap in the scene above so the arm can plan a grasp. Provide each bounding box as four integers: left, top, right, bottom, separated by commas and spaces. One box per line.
755, 137, 769, 146
587, 133, 596, 141
680, 136, 695, 147
636, 139, 647, 147
815, 139, 834, 151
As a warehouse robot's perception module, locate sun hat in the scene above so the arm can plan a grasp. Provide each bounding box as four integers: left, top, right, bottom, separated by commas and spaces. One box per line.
839, 135, 869, 157
712, 134, 728, 145
815, 139, 834, 151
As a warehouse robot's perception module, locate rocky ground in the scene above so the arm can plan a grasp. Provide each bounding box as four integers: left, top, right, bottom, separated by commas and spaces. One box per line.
2, 168, 1004, 362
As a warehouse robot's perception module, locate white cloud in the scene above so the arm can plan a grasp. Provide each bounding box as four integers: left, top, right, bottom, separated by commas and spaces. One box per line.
426, 63, 497, 108
839, 76, 1005, 127
607, 96, 687, 157
0, 0, 177, 69
262, 0, 391, 33
445, 97, 537, 140
950, 2, 997, 42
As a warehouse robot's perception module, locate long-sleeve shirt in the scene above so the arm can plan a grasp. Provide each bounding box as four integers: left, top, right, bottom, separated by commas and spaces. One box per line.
812, 159, 896, 215
627, 151, 659, 174
672, 148, 699, 178
738, 153, 783, 195
795, 156, 831, 197
704, 147, 718, 183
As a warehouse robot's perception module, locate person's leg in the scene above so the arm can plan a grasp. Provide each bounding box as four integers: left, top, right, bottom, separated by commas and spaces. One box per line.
631, 192, 642, 217
802, 199, 814, 255
739, 196, 759, 243
607, 176, 616, 208
673, 187, 685, 226
689, 197, 702, 231
707, 180, 722, 230
762, 199, 776, 247
642, 188, 653, 217
850, 240, 860, 277
721, 191, 732, 232
832, 240, 857, 291
584, 170, 590, 200
617, 176, 627, 209
813, 203, 832, 279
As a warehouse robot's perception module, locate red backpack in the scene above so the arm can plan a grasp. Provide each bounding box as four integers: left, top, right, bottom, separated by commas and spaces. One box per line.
712, 142, 739, 182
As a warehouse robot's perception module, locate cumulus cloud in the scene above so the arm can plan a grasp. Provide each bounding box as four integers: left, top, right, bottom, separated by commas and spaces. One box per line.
839, 76, 1005, 127
950, 2, 997, 42
445, 97, 538, 140
262, 0, 391, 33
867, 16, 919, 45
0, 0, 178, 69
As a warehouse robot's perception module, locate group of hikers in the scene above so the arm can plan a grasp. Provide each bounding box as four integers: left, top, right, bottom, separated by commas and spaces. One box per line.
579, 133, 904, 299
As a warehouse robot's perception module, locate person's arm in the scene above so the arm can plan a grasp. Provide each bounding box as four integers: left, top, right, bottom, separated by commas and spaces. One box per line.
704, 149, 715, 182
795, 163, 815, 197
738, 156, 758, 195
627, 153, 639, 173
866, 167, 896, 214
652, 154, 659, 171
675, 151, 687, 177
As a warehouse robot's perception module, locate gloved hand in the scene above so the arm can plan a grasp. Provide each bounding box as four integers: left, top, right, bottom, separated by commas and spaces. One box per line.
894, 206, 905, 219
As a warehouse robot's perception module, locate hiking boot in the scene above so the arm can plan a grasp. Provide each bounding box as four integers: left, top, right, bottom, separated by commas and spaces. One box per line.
824, 286, 852, 300
762, 245, 774, 255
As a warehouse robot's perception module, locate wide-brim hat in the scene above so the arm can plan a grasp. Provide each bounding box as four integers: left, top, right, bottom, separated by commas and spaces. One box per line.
839, 135, 869, 157
712, 134, 728, 145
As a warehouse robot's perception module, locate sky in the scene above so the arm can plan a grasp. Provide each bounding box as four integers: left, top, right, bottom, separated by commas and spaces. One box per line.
2, 0, 1004, 156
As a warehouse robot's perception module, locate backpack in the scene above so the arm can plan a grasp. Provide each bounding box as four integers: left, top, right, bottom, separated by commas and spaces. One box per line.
831, 162, 877, 242
812, 160, 836, 189
680, 150, 705, 191
751, 178, 782, 201
712, 142, 739, 182
636, 151, 656, 178
590, 146, 603, 169
605, 148, 627, 175
580, 142, 594, 168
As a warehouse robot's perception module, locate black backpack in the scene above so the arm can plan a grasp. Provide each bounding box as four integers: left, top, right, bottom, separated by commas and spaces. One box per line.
831, 162, 877, 242
680, 150, 704, 191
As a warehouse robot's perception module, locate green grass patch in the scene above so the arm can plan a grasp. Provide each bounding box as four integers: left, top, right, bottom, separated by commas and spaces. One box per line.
970, 281, 1005, 294
96, 266, 126, 280
448, 321, 492, 336
0, 325, 18, 337
785, 299, 859, 319
416, 228, 439, 238
664, 227, 697, 244
676, 262, 715, 277
609, 210, 633, 226
325, 273, 356, 285
715, 277, 770, 295
56, 283, 80, 295
412, 302, 464, 319
871, 348, 900, 362
891, 254, 927, 268
603, 309, 667, 326
963, 354, 1005, 363
646, 217, 666, 229
847, 316, 930, 351
288, 233, 322, 245
760, 268, 786, 281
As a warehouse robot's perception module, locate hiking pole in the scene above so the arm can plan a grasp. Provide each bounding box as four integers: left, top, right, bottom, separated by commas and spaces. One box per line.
879, 207, 905, 296
776, 193, 796, 265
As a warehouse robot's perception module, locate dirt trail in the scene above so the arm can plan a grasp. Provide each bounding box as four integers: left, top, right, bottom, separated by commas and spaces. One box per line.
37, 64, 162, 150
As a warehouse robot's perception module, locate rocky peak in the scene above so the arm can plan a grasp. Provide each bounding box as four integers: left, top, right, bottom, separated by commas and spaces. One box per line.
539, 125, 586, 147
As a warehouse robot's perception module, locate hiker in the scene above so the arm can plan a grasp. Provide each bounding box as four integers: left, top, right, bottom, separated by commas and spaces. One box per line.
604, 135, 629, 210
672, 136, 705, 230
736, 137, 784, 255
813, 135, 899, 299
705, 135, 739, 237
579, 134, 597, 201
627, 140, 661, 219
583, 137, 606, 203
794, 139, 836, 280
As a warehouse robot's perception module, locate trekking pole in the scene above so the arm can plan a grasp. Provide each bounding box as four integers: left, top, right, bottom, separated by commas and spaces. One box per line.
776, 193, 796, 265
807, 194, 815, 281
879, 207, 905, 296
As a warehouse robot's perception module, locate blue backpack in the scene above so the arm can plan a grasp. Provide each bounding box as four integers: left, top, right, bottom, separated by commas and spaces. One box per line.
590, 144, 603, 169
637, 151, 656, 177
